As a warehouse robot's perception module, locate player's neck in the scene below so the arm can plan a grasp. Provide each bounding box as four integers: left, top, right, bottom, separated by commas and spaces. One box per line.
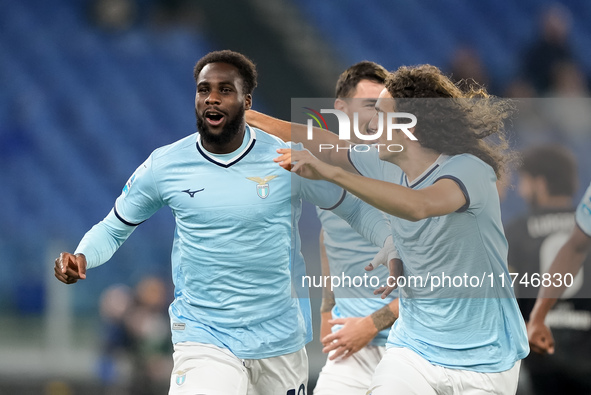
396, 146, 441, 182
201, 126, 246, 154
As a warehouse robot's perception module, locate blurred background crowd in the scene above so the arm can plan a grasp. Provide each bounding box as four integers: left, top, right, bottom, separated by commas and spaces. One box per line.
1, 0, 590, 393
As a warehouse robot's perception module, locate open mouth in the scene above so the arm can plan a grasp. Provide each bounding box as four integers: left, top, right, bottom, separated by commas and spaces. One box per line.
204, 110, 225, 126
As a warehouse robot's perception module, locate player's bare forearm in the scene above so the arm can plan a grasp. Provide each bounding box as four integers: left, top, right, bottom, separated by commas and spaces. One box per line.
330, 166, 465, 221
246, 110, 292, 142
289, 149, 465, 220
321, 286, 336, 314
529, 297, 556, 326
320, 311, 333, 346
370, 299, 399, 332
248, 110, 357, 172
536, 225, 591, 301
527, 226, 591, 355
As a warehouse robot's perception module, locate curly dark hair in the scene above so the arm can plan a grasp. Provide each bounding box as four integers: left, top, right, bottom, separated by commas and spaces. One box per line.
385, 64, 514, 179
193, 50, 258, 95
335, 61, 388, 98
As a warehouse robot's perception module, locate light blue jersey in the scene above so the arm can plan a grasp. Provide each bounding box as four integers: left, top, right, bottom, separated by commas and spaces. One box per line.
576, 182, 591, 237
317, 208, 395, 347
350, 149, 529, 373
76, 126, 389, 360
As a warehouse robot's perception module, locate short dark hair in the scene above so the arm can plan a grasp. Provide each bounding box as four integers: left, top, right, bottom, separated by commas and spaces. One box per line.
193, 50, 258, 95
520, 145, 578, 196
335, 61, 388, 98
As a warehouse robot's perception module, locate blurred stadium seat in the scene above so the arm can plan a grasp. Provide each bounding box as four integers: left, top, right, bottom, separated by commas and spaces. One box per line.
1, 0, 590, 314
0, 0, 211, 312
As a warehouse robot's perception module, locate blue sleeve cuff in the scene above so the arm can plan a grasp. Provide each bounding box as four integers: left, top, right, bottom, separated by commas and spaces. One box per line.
435, 175, 470, 213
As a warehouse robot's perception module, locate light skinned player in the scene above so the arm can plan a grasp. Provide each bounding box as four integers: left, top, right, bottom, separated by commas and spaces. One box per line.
249, 61, 400, 394
250, 65, 529, 394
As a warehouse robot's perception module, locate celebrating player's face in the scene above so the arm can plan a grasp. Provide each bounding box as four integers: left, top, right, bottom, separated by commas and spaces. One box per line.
336, 79, 385, 145
370, 89, 397, 161
195, 62, 252, 146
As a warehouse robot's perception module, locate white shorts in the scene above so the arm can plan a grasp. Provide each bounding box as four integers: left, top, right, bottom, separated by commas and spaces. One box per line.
168, 342, 308, 395
314, 345, 385, 395
368, 347, 521, 395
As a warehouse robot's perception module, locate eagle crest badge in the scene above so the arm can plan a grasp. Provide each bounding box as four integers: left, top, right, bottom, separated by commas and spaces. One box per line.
246, 175, 278, 199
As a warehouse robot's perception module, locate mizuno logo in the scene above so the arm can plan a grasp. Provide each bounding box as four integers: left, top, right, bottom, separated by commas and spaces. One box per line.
182, 188, 204, 197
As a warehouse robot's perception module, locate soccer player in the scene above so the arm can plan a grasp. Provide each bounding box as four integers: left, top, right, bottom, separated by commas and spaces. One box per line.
505, 145, 591, 393
250, 65, 529, 394
53, 50, 393, 395
526, 178, 591, 390
254, 61, 400, 395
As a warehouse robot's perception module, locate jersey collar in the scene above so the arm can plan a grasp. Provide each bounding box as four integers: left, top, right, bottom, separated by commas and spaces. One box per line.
403, 154, 449, 188
196, 125, 257, 168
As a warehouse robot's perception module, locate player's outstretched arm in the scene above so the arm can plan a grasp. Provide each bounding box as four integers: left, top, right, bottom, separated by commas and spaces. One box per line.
537, 225, 591, 300
322, 299, 399, 360
53, 208, 137, 281
289, 149, 466, 221
528, 224, 591, 354
331, 193, 391, 250
54, 252, 87, 284
246, 110, 293, 142
247, 110, 358, 173
296, 159, 391, 249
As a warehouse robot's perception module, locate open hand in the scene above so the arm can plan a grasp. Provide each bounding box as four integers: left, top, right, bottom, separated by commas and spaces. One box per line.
321, 316, 378, 360
369, 258, 403, 299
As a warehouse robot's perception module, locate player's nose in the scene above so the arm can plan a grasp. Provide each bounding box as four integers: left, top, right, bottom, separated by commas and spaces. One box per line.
205, 91, 221, 105
368, 112, 380, 133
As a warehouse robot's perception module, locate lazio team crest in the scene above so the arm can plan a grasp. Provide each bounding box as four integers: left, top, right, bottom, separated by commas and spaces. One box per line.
246, 175, 278, 199
174, 367, 194, 386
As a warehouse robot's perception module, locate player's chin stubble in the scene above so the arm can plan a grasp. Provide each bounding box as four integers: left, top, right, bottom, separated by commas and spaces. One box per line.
196, 107, 245, 147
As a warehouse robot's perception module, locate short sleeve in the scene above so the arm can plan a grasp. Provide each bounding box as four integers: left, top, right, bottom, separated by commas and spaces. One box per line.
290, 141, 347, 209
349, 147, 383, 179
296, 174, 346, 210
435, 155, 497, 214
114, 154, 164, 226
576, 182, 591, 237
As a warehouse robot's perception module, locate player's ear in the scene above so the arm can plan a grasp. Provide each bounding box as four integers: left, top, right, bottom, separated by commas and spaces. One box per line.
334, 98, 347, 112
244, 94, 252, 111
404, 127, 419, 142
